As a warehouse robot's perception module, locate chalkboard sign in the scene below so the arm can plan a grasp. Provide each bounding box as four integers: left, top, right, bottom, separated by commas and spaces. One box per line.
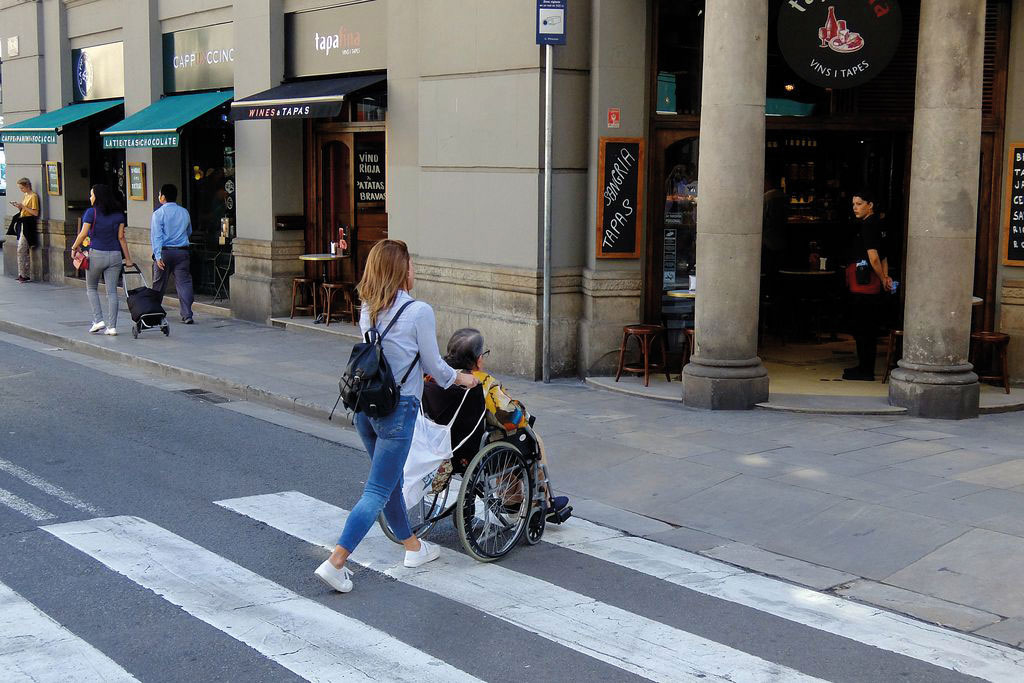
128, 162, 146, 201
597, 137, 644, 258
355, 142, 385, 204
1004, 142, 1024, 266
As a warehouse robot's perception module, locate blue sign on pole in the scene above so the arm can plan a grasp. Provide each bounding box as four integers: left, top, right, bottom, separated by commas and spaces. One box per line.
537, 0, 567, 45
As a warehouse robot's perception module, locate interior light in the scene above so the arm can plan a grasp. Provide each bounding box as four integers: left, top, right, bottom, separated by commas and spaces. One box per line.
784, 83, 796, 92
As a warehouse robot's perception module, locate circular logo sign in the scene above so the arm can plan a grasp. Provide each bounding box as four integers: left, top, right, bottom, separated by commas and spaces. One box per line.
75, 52, 93, 99
778, 1, 902, 89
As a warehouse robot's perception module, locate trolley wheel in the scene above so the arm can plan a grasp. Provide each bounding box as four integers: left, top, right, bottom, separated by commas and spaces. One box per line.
131, 324, 139, 339
524, 504, 546, 545
377, 485, 453, 544
161, 323, 170, 336
455, 442, 531, 562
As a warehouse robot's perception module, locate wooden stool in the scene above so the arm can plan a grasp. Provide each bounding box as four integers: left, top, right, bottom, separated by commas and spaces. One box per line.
970, 331, 1011, 394
615, 324, 671, 387
682, 328, 696, 369
290, 277, 317, 318
883, 329, 903, 383
321, 282, 356, 326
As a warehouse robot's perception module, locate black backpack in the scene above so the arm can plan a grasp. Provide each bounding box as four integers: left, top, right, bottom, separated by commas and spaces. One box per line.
331, 301, 420, 420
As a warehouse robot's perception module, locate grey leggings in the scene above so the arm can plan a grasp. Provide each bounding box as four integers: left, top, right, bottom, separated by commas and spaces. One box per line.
86, 250, 123, 329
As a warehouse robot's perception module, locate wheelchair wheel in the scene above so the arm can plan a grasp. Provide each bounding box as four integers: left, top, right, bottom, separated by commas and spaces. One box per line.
524, 504, 546, 545
455, 442, 531, 562
377, 484, 453, 544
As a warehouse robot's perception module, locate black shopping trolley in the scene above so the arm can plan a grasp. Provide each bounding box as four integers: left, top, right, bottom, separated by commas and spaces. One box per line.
123, 264, 169, 338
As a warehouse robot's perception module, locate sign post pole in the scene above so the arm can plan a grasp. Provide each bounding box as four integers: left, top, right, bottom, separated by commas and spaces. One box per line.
543, 42, 553, 383
537, 0, 565, 383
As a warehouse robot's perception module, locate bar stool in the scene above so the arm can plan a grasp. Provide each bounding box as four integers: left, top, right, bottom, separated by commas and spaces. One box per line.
883, 329, 903, 383
615, 324, 671, 387
970, 331, 1011, 394
321, 282, 356, 326
682, 328, 696, 369
290, 277, 317, 318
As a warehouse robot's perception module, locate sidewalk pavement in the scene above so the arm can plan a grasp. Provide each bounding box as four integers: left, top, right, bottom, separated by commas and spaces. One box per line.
4, 275, 1024, 649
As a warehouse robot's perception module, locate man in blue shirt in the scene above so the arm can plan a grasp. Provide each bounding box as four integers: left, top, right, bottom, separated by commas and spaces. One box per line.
151, 183, 195, 323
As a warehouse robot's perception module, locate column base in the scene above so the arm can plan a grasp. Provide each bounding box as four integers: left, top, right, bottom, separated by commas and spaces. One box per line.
888, 362, 979, 419
683, 357, 769, 410
229, 237, 306, 323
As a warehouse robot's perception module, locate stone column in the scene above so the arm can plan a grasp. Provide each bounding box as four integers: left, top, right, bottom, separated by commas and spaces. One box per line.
889, 1, 985, 419
682, 0, 769, 409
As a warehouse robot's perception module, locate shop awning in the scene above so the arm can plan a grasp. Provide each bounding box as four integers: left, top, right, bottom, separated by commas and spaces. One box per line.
0, 100, 124, 145
100, 90, 234, 149
230, 74, 385, 121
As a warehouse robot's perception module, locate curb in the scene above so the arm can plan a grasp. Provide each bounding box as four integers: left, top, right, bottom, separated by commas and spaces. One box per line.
0, 317, 341, 425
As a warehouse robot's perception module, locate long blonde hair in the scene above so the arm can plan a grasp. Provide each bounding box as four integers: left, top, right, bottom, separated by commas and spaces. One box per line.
358, 239, 410, 325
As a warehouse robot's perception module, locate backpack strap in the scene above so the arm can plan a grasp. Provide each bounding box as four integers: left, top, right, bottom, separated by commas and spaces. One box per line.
375, 300, 417, 339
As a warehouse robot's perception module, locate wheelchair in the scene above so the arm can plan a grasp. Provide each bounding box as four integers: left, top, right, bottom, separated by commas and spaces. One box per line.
377, 419, 566, 562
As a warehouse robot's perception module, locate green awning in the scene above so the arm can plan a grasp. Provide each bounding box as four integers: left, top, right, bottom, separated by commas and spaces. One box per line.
100, 90, 233, 149
0, 100, 124, 144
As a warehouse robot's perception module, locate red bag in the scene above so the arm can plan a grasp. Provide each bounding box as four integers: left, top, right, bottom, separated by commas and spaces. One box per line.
845, 262, 881, 295
73, 249, 89, 271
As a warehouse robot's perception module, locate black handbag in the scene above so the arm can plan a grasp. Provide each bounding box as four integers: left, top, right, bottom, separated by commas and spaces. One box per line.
331, 301, 420, 420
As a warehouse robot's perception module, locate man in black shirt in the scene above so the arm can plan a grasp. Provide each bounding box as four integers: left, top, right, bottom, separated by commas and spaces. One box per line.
844, 191, 893, 381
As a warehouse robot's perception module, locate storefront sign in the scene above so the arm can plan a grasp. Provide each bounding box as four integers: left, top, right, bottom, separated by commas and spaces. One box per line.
128, 162, 147, 201
355, 142, 385, 204
45, 162, 62, 196
1003, 143, 1024, 266
285, 1, 386, 78
71, 42, 125, 102
103, 133, 179, 149
0, 131, 57, 144
163, 24, 234, 93
778, 0, 901, 90
597, 137, 644, 259
536, 0, 567, 46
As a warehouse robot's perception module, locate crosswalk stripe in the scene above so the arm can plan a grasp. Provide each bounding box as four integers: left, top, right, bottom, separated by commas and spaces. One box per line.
0, 457, 102, 515
42, 515, 482, 683
545, 518, 1024, 683
216, 491, 826, 683
0, 487, 55, 521
0, 579, 137, 682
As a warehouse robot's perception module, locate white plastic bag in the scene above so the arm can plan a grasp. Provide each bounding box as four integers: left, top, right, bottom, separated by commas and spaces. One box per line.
402, 389, 485, 509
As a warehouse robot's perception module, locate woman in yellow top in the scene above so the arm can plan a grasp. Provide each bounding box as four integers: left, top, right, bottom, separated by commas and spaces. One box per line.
8, 178, 40, 283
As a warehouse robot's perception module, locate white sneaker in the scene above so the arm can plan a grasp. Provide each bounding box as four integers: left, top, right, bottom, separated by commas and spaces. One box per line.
404, 539, 441, 568
314, 560, 353, 593
89, 322, 106, 333
104, 328, 117, 336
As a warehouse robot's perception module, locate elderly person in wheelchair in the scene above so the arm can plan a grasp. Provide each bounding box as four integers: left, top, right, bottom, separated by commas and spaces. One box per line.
424, 328, 571, 519
378, 328, 571, 561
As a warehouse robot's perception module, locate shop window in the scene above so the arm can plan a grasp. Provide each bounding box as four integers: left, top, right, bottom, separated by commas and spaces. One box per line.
655, 0, 704, 116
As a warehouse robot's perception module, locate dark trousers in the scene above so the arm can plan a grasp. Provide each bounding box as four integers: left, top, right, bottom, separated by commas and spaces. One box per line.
849, 293, 881, 374
153, 248, 194, 320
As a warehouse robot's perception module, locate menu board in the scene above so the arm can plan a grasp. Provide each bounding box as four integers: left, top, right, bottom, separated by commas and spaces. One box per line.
355, 142, 385, 205
1004, 142, 1024, 266
597, 137, 644, 259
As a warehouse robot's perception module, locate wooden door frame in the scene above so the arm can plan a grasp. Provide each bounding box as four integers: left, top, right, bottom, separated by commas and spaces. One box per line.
305, 127, 355, 282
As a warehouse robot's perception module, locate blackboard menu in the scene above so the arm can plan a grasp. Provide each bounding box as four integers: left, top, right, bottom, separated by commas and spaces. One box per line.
597, 137, 644, 258
1004, 143, 1024, 266
355, 142, 385, 205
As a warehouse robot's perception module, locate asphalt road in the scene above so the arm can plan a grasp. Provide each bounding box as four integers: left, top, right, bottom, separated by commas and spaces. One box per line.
0, 336, 1005, 682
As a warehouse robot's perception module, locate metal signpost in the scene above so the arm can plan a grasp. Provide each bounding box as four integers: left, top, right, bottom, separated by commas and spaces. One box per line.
537, 0, 565, 383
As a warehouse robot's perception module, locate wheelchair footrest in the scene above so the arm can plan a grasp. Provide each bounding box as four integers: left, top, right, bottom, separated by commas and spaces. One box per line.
546, 505, 572, 524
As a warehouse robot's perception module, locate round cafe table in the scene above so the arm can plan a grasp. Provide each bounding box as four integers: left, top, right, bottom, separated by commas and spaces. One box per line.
299, 253, 348, 323
666, 289, 696, 299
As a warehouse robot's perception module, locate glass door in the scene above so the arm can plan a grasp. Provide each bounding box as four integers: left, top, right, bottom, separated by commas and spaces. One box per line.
647, 129, 699, 361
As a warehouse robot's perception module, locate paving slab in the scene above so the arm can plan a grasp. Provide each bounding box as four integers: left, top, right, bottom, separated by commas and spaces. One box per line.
954, 459, 1024, 489
974, 618, 1024, 648
642, 526, 731, 553
773, 468, 913, 504
842, 438, 961, 466
868, 427, 957, 441
703, 542, 858, 591
886, 528, 1024, 618
666, 475, 839, 542
794, 429, 907, 456
836, 580, 1002, 632
759, 499, 969, 580
766, 447, 885, 477
608, 430, 723, 459
894, 449, 1017, 477
567, 498, 674, 538
683, 430, 788, 455
682, 450, 804, 479
854, 467, 990, 499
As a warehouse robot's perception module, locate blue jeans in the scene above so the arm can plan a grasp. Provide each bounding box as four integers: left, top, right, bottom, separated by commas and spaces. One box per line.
338, 396, 419, 552
85, 250, 123, 329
